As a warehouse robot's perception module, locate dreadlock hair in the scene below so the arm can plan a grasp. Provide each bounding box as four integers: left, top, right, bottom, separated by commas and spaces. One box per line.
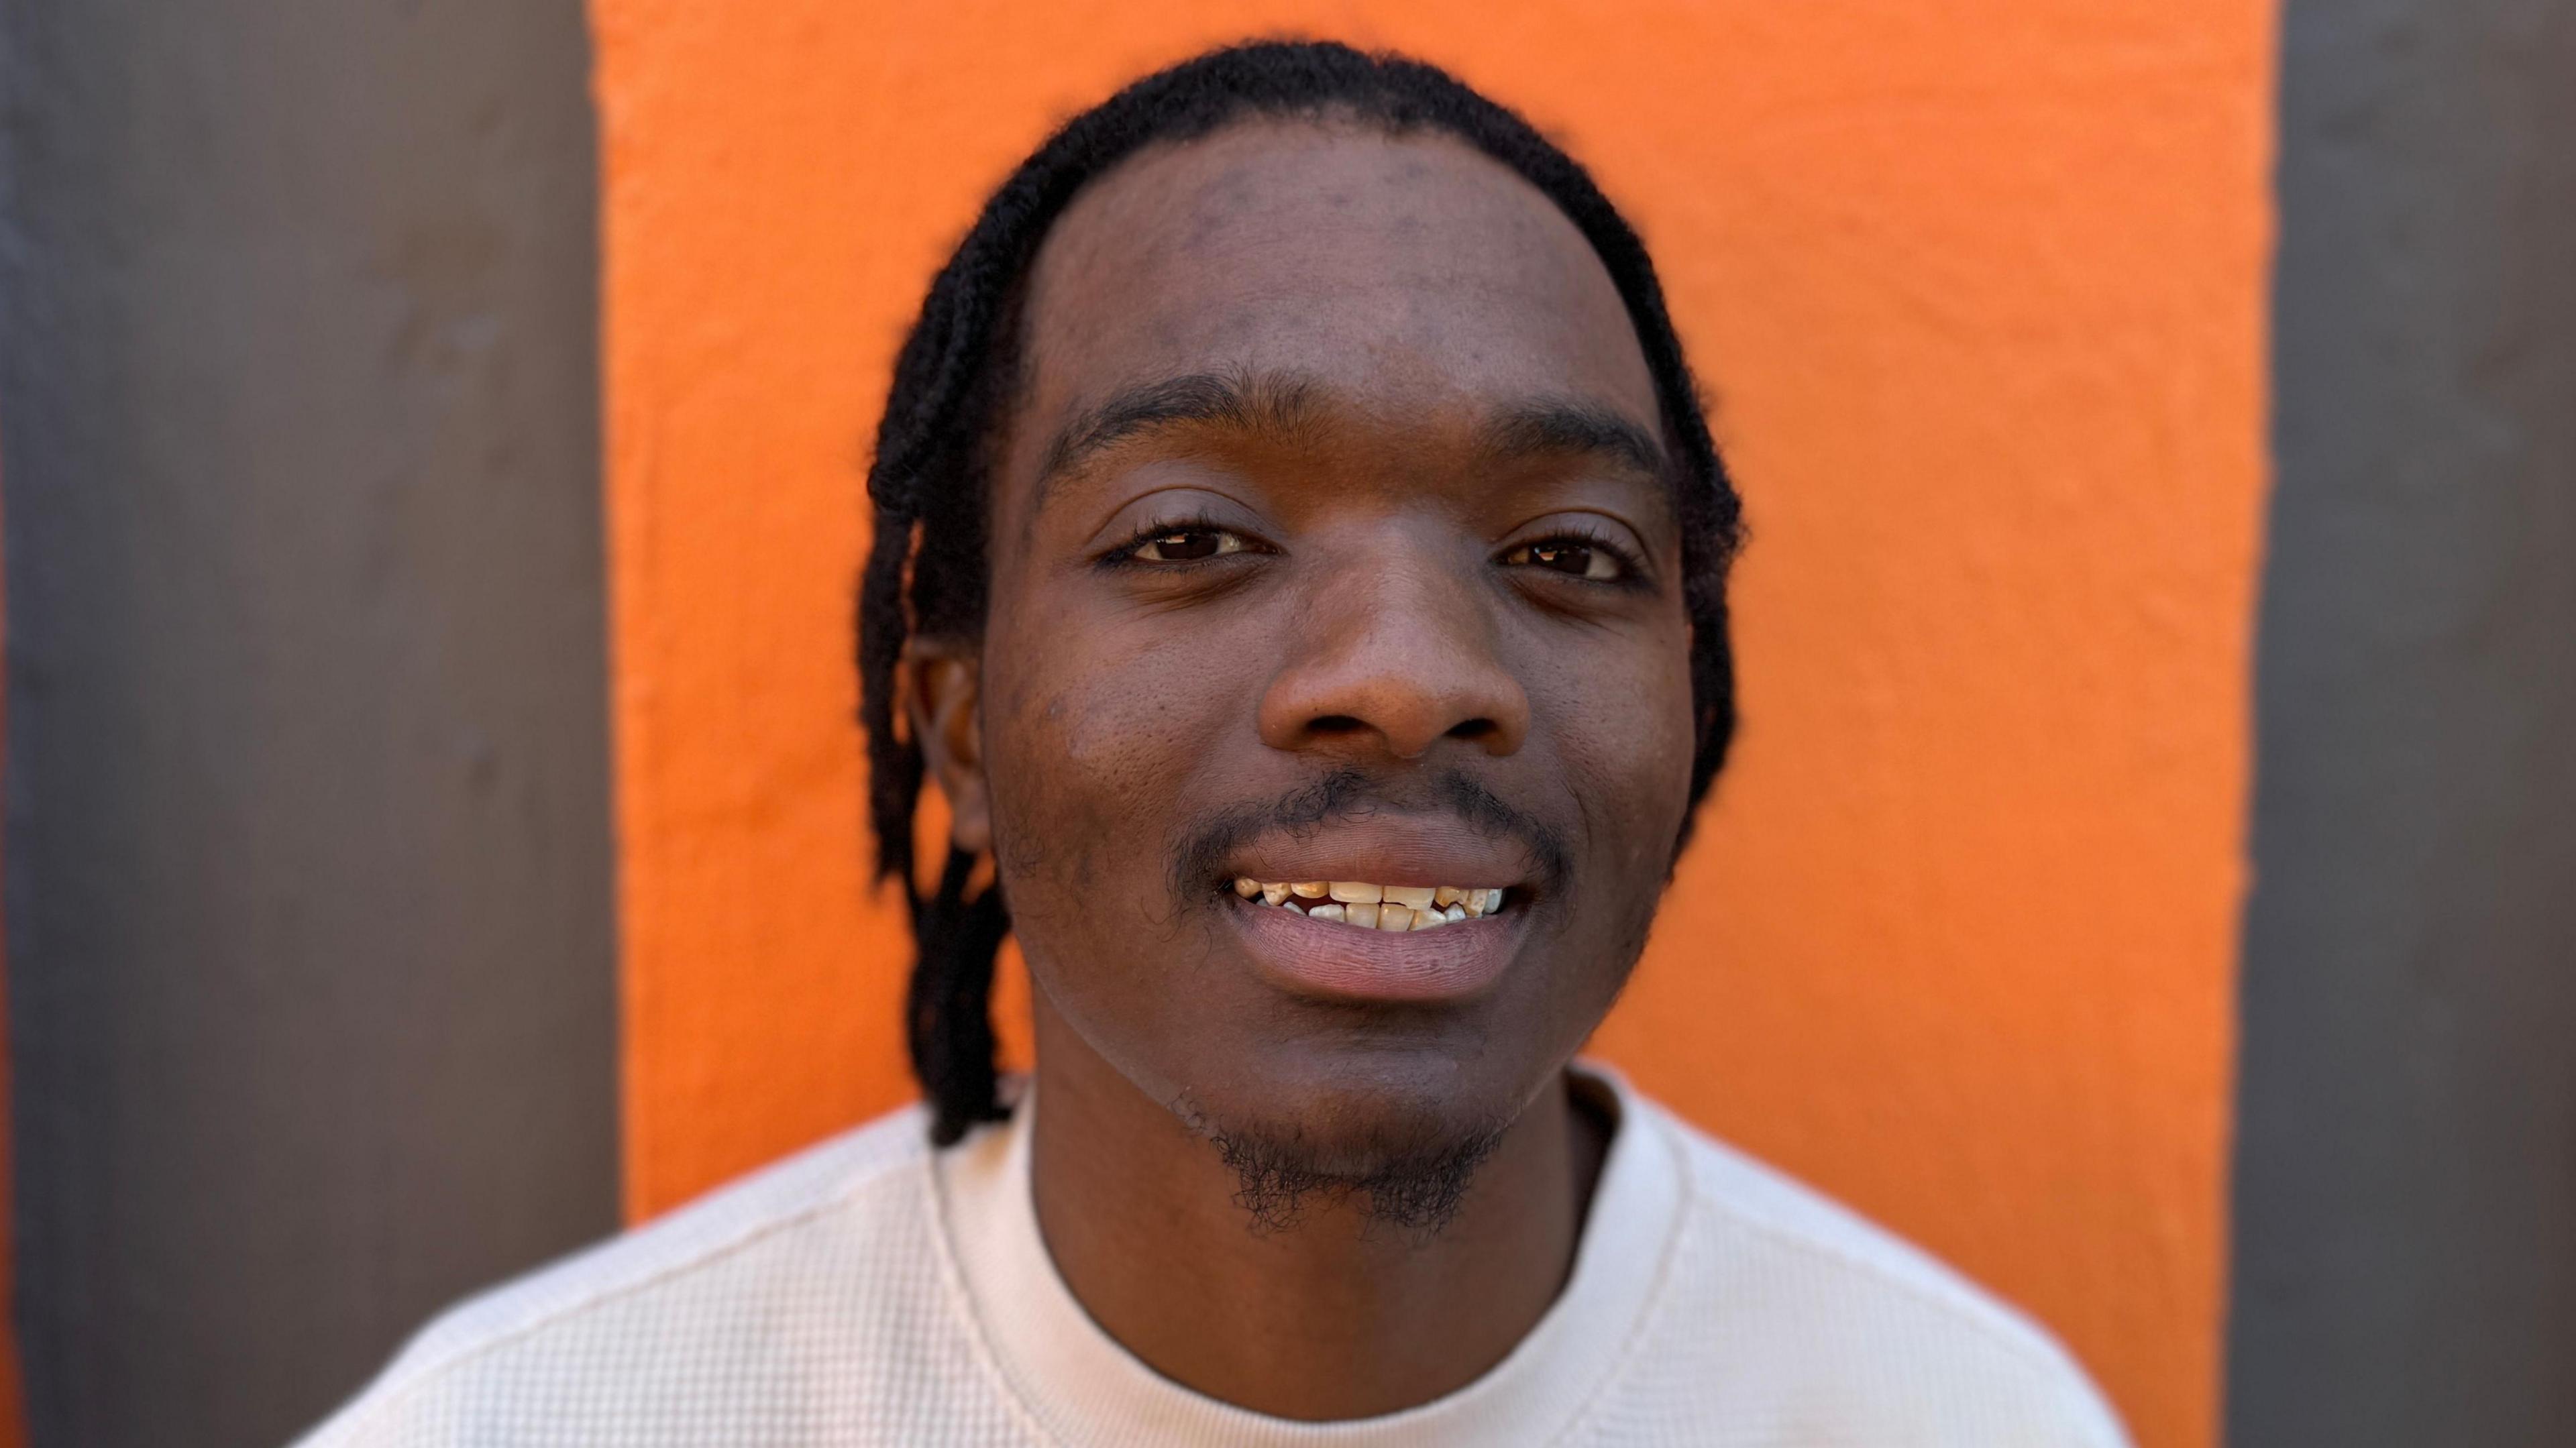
859, 40, 1746, 1146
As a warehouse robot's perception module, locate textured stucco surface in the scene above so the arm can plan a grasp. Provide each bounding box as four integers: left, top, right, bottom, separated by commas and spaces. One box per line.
593, 5, 2272, 1444
0, 3, 619, 1445
2229, 1, 2576, 1442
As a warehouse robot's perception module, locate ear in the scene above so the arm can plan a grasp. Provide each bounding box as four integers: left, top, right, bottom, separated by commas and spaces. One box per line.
900, 637, 991, 858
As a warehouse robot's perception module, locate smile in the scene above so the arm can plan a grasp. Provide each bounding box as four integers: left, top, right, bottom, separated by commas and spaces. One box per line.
1231, 877, 1510, 932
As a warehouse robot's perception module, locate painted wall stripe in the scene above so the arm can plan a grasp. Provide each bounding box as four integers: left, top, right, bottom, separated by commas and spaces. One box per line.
0, 2, 621, 1443
0, 478, 24, 1447
2229, 0, 2576, 1439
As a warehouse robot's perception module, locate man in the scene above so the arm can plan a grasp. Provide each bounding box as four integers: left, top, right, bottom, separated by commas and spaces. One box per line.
303, 41, 2128, 1445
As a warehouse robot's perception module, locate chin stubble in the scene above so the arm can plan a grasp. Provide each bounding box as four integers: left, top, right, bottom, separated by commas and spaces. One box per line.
1180, 1103, 1511, 1237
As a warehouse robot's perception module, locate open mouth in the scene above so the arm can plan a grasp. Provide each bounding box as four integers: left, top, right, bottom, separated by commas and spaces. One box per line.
1221, 868, 1529, 1003
1230, 877, 1513, 932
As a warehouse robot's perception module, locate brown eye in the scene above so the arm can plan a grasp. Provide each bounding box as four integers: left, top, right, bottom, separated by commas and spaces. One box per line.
1504, 539, 1623, 581
1132, 527, 1247, 562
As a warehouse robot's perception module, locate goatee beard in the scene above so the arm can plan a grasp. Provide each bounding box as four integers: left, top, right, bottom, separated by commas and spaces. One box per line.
1197, 1114, 1510, 1237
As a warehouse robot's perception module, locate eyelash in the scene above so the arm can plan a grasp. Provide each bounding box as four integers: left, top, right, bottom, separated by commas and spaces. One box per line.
1099, 514, 1646, 586
1501, 524, 1644, 585
1099, 516, 1265, 567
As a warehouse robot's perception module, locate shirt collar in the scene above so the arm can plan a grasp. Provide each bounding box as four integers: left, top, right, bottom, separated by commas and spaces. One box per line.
933, 1060, 1687, 1448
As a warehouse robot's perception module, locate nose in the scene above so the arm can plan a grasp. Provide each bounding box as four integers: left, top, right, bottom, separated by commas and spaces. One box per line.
1256, 532, 1530, 762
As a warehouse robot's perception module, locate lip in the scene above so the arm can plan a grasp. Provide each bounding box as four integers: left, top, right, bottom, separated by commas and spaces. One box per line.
1227, 892, 1527, 1004
1211, 815, 1544, 1004
1216, 815, 1536, 898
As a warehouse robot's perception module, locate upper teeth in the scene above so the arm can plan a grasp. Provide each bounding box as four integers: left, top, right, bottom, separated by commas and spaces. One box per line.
1230, 878, 1507, 930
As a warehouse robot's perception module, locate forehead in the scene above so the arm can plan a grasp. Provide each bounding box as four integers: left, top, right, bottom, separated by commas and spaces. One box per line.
1017, 119, 1659, 437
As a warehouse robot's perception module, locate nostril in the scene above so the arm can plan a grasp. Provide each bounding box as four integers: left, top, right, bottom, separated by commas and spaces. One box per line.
1449, 718, 1498, 742
1309, 714, 1367, 736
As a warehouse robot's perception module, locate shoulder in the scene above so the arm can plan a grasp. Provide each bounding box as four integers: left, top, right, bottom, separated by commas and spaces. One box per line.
292, 1106, 952, 1448
1626, 1096, 2133, 1447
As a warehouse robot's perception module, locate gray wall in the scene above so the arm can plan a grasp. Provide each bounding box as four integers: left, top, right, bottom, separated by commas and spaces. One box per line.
2231, 0, 2576, 1443
0, 3, 620, 1446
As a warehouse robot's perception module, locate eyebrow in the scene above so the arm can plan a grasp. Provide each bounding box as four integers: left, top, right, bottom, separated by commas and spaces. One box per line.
1037, 370, 1324, 492
1032, 368, 1670, 510
1479, 398, 1668, 481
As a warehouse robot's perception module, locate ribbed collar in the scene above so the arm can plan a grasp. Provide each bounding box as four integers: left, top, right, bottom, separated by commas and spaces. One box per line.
934, 1062, 1686, 1448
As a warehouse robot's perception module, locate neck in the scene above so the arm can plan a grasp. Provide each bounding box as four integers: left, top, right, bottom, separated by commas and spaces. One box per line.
1024, 997, 1608, 1421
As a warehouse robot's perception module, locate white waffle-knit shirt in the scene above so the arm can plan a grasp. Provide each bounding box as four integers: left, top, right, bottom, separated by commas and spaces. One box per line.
297, 1067, 2130, 1446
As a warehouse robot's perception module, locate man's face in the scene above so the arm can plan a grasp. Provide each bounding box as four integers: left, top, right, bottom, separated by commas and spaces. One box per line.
969, 120, 1697, 1179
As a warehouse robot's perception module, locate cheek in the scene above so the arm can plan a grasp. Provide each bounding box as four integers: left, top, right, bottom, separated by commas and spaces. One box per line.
1525, 620, 1699, 877
978, 617, 1246, 913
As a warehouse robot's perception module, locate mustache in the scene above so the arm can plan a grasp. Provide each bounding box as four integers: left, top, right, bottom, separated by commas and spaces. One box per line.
1168, 767, 1572, 907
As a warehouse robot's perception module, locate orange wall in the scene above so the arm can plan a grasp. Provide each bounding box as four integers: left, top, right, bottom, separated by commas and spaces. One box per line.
592, 5, 2271, 1445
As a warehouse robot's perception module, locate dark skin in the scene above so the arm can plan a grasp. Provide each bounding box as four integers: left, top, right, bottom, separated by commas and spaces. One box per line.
904, 119, 1698, 1421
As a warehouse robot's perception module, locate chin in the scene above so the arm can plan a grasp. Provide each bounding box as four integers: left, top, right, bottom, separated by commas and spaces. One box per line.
1165, 1040, 1530, 1231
